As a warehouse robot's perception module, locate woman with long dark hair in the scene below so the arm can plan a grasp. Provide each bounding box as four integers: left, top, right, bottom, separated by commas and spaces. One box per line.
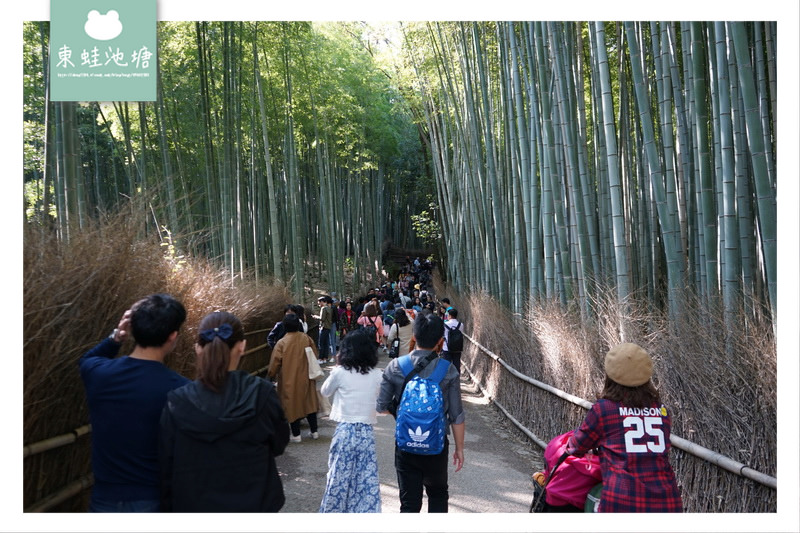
318, 329, 383, 512
159, 311, 290, 512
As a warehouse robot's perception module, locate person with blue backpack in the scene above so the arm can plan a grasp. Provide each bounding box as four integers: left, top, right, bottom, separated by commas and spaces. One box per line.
376, 311, 466, 513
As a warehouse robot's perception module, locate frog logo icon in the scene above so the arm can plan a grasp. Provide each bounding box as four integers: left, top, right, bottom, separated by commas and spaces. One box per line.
84, 10, 123, 41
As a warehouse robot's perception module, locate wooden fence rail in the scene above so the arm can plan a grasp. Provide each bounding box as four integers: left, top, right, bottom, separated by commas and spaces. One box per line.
23, 424, 91, 459
463, 332, 778, 490
24, 328, 272, 512
24, 474, 94, 513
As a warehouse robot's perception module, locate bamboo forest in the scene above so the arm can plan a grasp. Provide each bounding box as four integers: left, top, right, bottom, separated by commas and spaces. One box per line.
24, 21, 778, 321
22, 20, 782, 516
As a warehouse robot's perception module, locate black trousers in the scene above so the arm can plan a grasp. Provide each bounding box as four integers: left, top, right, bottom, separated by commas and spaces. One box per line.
440, 351, 462, 374
394, 439, 449, 513
290, 412, 318, 437
318, 328, 331, 360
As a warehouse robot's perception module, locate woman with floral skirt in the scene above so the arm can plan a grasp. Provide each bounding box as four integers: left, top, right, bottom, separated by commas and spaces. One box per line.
318, 329, 383, 512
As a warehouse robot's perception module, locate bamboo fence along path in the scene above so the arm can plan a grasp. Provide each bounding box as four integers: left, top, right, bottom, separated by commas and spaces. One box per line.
460, 331, 777, 513
462, 332, 776, 489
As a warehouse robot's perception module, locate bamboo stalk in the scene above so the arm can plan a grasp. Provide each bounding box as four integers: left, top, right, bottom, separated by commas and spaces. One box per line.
25, 473, 93, 513
464, 332, 777, 490
250, 365, 270, 376
242, 342, 268, 357
23, 425, 91, 458
670, 435, 776, 489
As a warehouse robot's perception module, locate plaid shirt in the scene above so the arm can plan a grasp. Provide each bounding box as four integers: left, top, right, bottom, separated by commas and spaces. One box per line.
569, 399, 682, 512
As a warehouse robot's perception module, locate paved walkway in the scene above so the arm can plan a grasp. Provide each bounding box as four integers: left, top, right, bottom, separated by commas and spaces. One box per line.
274, 352, 543, 514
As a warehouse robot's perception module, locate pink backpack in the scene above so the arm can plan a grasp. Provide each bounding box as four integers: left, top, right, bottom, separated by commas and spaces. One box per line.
543, 431, 602, 508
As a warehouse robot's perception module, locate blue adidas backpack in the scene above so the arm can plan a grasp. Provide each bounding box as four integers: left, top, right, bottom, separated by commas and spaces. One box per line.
395, 355, 450, 455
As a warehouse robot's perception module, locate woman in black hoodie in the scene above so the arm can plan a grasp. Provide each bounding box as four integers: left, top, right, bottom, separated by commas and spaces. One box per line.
159, 311, 290, 512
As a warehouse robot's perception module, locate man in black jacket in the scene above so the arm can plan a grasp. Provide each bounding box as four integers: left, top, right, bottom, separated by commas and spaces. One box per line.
267, 304, 305, 348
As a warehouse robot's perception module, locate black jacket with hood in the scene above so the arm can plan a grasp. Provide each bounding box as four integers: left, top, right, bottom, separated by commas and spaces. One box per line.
159, 370, 290, 512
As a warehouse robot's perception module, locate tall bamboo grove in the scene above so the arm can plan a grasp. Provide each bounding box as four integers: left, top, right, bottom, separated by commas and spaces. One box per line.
407, 21, 776, 327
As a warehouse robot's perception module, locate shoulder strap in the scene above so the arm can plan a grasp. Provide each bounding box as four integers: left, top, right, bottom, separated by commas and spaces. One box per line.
397, 351, 437, 389
398, 355, 413, 375
429, 358, 451, 383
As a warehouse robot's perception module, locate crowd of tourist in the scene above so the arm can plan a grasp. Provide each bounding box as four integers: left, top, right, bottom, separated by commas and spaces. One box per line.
78, 251, 682, 514
78, 254, 472, 514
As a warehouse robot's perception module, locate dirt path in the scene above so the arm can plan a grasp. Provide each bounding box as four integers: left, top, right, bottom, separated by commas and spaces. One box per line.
274, 353, 543, 514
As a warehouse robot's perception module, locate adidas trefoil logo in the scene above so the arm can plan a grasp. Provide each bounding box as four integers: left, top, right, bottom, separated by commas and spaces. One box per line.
409, 426, 430, 443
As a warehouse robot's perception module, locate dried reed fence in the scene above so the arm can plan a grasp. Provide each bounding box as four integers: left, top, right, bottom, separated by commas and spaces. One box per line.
434, 277, 777, 513
23, 211, 291, 512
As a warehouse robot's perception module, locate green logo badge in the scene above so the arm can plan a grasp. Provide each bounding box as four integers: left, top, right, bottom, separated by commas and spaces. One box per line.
50, 0, 156, 102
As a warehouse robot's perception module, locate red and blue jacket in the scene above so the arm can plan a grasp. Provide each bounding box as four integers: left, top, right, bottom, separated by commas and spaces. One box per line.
569, 398, 683, 512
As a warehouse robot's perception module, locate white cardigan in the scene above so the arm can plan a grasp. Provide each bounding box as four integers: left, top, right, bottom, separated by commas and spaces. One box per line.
320, 365, 383, 424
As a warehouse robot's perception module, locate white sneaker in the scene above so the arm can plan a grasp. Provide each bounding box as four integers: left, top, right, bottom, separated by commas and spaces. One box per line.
310, 432, 319, 440
290, 434, 301, 443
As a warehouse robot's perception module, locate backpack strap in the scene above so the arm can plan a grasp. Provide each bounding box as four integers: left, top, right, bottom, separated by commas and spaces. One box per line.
398, 355, 414, 376
428, 358, 451, 384
444, 321, 462, 332
398, 351, 438, 385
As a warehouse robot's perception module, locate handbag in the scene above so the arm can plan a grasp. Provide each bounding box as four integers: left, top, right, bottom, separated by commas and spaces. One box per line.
306, 346, 324, 380
317, 388, 332, 416
389, 324, 400, 358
